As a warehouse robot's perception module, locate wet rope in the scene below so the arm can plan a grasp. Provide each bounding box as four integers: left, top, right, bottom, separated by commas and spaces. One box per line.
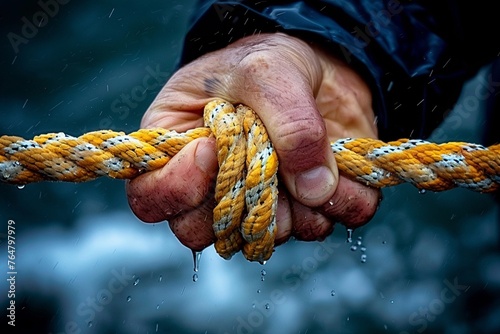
1, 99, 500, 262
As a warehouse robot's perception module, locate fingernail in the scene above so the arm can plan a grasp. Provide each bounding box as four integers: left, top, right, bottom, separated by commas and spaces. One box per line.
295, 166, 335, 205
194, 140, 218, 176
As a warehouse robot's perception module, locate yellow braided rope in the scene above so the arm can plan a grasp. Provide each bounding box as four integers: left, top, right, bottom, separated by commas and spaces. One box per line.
1, 99, 500, 262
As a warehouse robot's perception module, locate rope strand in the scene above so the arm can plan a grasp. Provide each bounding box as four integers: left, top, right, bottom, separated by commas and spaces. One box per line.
2, 99, 500, 261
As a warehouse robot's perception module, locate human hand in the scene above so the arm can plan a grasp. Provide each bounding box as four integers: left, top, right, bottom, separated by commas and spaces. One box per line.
125, 32, 381, 254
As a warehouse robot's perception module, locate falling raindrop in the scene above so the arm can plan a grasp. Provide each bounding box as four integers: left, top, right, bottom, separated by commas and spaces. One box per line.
126, 296, 132, 302
192, 273, 198, 282
346, 228, 353, 243
360, 246, 367, 252
156, 304, 160, 310
260, 269, 266, 281
158, 275, 163, 282
265, 303, 270, 310
88, 321, 93, 328
192, 250, 202, 272
361, 254, 367, 263
418, 189, 426, 194
350, 245, 358, 252
257, 289, 261, 294
330, 290, 336, 297
133, 277, 140, 286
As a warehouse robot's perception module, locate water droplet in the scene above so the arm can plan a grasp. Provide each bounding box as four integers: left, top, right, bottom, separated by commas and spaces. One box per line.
17, 184, 25, 190
382, 240, 387, 244
418, 189, 426, 194
257, 289, 261, 294
361, 254, 367, 263
126, 296, 132, 302
360, 246, 367, 252
350, 245, 358, 251
88, 321, 93, 328
259, 260, 267, 265
356, 239, 362, 246
156, 323, 159, 332
133, 277, 140, 286
192, 273, 198, 282
192, 250, 202, 272
265, 303, 270, 310
156, 304, 160, 310
346, 228, 353, 243
330, 290, 336, 296
390, 300, 394, 304
252, 303, 256, 308
158, 275, 163, 282
260, 269, 267, 281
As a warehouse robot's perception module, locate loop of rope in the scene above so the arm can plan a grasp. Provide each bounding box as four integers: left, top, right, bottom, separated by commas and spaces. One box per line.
1, 99, 500, 261
203, 100, 278, 262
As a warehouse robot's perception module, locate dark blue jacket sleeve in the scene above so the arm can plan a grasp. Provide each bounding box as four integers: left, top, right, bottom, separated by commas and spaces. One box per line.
180, 0, 500, 140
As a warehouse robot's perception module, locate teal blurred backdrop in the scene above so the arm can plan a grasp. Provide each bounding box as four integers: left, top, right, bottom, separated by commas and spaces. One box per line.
1, 1, 499, 334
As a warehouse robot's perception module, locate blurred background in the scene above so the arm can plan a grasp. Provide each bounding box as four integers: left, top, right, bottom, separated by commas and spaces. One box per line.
1, 1, 499, 333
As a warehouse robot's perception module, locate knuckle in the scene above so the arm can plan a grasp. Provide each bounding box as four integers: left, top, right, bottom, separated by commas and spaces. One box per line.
320, 177, 381, 228
291, 200, 334, 241
129, 190, 184, 224
238, 49, 274, 74
277, 116, 326, 152
275, 116, 328, 171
